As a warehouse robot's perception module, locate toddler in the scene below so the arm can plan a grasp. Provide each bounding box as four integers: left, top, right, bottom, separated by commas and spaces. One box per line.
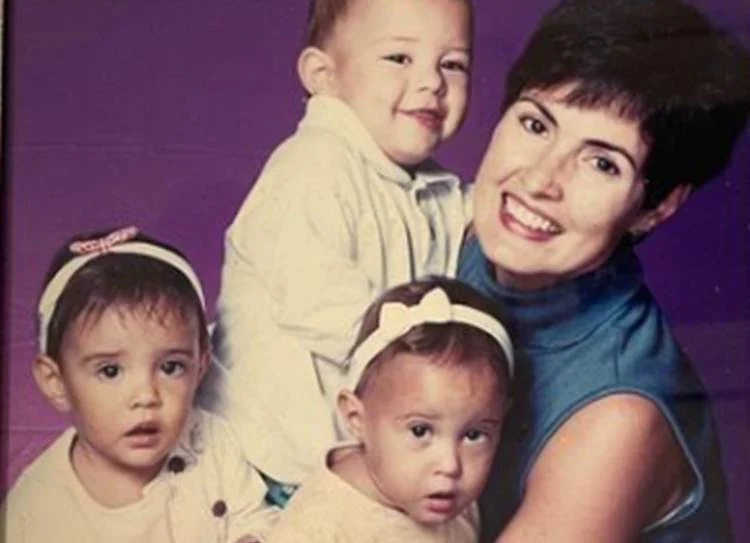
2, 227, 277, 542
206, 0, 475, 493
267, 277, 513, 542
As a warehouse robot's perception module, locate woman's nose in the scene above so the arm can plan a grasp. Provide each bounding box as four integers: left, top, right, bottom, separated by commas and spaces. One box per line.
521, 146, 569, 199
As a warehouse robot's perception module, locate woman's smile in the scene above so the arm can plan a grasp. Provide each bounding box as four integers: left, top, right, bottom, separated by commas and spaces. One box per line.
500, 193, 563, 240
473, 84, 649, 290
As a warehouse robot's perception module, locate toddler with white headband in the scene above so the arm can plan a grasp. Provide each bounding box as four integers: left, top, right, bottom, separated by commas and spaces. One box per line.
267, 277, 513, 542
2, 226, 277, 543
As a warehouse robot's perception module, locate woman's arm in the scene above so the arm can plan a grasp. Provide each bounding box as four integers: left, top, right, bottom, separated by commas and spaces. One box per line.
496, 394, 692, 543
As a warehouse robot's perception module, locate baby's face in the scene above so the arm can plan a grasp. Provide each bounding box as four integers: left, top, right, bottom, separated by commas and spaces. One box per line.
358, 353, 505, 525
57, 303, 206, 482
326, 0, 471, 166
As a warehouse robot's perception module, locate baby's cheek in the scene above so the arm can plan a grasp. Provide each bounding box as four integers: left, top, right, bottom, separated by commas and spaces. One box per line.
164, 380, 195, 401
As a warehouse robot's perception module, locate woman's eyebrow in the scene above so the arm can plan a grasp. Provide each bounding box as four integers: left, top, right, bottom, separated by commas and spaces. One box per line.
584, 139, 637, 171
518, 95, 638, 170
517, 96, 558, 127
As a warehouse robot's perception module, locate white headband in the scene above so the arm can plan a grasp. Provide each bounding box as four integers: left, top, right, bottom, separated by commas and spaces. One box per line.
346, 287, 514, 388
38, 227, 206, 352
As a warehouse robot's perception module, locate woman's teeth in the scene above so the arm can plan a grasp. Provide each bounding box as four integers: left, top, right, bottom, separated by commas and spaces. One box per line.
505, 196, 561, 233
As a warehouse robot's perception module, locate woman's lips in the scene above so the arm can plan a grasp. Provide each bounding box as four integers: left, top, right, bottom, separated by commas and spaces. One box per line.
501, 193, 562, 240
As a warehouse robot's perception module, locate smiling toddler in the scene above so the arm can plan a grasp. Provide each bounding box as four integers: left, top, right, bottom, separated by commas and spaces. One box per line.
203, 0, 476, 498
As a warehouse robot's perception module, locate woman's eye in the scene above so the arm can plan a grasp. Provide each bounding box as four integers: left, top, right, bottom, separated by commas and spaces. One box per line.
383, 53, 410, 65
591, 156, 621, 176
97, 363, 121, 380
520, 115, 547, 135
409, 423, 432, 439
161, 360, 186, 377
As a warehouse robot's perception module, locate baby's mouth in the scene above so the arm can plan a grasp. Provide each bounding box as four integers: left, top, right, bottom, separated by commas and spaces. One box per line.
404, 108, 446, 132
125, 421, 160, 437
425, 491, 458, 514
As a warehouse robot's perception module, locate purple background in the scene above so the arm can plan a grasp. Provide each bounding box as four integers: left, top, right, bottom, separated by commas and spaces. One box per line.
5, 0, 750, 537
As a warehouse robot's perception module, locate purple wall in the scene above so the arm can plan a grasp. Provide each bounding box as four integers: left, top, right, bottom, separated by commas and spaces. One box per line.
6, 0, 750, 537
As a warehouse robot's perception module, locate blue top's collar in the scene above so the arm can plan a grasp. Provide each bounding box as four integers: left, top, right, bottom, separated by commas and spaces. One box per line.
459, 238, 644, 349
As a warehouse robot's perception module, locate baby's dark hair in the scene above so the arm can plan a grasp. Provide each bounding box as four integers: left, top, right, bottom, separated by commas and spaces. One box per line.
303, 0, 474, 49
349, 277, 511, 398
502, 0, 750, 209
304, 0, 351, 48
39, 227, 209, 361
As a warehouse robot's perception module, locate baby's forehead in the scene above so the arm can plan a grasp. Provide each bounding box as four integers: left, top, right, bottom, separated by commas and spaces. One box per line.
366, 352, 506, 403
365, 361, 506, 428
57, 301, 202, 362
74, 297, 199, 333
328, 0, 471, 47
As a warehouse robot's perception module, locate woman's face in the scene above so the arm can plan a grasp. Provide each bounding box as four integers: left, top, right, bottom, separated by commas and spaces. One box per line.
473, 85, 651, 290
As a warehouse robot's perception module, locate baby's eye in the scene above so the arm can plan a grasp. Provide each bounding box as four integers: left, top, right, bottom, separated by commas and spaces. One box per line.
383, 53, 410, 65
409, 423, 432, 439
463, 428, 487, 443
520, 114, 547, 136
97, 363, 121, 381
160, 360, 187, 377
590, 156, 621, 177
440, 59, 469, 73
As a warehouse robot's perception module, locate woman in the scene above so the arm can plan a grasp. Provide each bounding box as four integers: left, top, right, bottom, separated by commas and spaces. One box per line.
458, 0, 750, 541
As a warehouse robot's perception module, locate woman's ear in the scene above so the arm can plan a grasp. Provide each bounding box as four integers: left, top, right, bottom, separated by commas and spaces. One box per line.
630, 183, 692, 237
33, 355, 72, 414
337, 389, 366, 441
297, 46, 336, 96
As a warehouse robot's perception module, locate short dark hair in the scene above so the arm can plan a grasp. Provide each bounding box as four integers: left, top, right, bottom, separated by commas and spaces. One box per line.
303, 0, 474, 49
40, 228, 209, 361
304, 0, 353, 48
502, 0, 750, 208
349, 277, 511, 398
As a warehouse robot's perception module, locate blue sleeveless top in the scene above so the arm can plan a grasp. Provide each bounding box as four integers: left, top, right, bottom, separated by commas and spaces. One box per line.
458, 237, 732, 542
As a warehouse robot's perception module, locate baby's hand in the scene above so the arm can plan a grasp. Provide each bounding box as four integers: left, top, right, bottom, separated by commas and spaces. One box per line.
233, 536, 261, 543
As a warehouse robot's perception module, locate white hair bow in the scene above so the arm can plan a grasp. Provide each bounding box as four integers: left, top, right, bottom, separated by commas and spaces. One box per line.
347, 287, 514, 388
377, 287, 453, 338
37, 227, 206, 353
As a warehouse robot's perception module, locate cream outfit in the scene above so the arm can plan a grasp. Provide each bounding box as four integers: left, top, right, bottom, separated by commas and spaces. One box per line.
206, 95, 471, 483
2, 409, 278, 542
267, 445, 479, 543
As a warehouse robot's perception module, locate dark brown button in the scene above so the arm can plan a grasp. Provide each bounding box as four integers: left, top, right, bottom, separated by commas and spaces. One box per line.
212, 500, 227, 518
167, 456, 186, 473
